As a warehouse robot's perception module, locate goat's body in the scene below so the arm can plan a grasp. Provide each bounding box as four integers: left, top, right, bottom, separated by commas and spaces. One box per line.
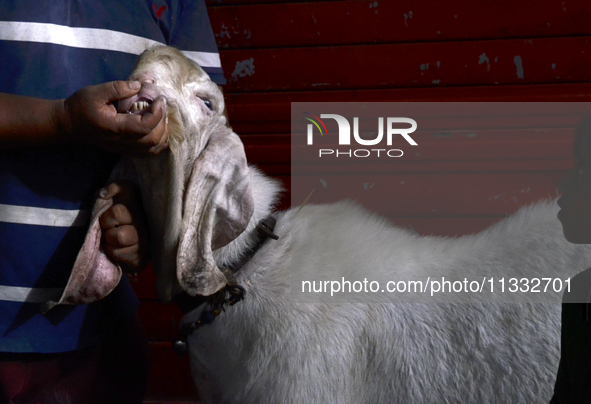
188, 178, 590, 404
75, 46, 590, 404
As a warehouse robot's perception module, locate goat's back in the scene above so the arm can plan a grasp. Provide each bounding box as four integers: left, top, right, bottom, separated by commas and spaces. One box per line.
188, 200, 588, 404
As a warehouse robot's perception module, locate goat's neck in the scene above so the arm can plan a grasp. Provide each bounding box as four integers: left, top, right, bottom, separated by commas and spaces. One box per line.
213, 167, 283, 270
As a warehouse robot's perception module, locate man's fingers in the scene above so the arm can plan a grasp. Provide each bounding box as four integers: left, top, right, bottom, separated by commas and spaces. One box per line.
99, 181, 136, 202
99, 182, 122, 200
135, 96, 167, 137
101, 81, 142, 103
99, 203, 133, 229
112, 96, 166, 141
139, 105, 169, 153
97, 180, 148, 272
104, 243, 141, 268
111, 114, 155, 137
140, 96, 166, 123
104, 225, 139, 248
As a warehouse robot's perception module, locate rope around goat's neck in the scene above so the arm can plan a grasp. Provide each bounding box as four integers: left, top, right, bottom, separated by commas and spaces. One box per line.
172, 215, 278, 356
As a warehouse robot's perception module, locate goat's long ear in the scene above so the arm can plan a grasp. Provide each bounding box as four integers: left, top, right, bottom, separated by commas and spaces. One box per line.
40, 161, 138, 313
41, 196, 122, 313
176, 127, 254, 296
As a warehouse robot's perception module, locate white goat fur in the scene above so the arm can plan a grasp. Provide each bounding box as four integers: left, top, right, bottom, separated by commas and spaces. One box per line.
94, 46, 591, 403
192, 194, 590, 404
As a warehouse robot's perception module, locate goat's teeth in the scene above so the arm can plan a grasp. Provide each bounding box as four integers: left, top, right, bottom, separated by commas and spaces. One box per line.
130, 101, 149, 112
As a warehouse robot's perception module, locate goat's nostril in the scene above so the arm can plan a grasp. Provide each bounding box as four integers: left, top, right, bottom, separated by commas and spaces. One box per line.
142, 79, 155, 84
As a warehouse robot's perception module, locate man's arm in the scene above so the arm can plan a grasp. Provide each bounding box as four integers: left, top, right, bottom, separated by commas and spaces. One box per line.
0, 92, 64, 148
0, 80, 171, 271
0, 81, 168, 156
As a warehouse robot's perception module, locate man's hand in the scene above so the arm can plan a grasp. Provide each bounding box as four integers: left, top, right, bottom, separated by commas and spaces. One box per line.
0, 82, 167, 154
98, 181, 149, 273
57, 81, 169, 156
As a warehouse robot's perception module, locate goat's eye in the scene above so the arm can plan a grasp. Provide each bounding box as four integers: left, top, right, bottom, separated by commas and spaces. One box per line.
199, 97, 213, 111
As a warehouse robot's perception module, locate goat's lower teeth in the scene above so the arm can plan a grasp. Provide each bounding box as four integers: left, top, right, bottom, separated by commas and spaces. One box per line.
131, 101, 149, 112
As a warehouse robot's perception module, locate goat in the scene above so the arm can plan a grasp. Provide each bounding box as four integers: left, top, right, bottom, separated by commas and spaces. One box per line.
49, 45, 591, 403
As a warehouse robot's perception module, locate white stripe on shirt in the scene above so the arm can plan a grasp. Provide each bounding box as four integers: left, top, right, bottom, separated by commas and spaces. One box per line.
0, 204, 90, 227
0, 285, 63, 303
181, 50, 223, 71
0, 21, 222, 68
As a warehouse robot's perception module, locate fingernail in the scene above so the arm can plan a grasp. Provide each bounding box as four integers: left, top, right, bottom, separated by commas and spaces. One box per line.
129, 81, 141, 90
100, 188, 108, 198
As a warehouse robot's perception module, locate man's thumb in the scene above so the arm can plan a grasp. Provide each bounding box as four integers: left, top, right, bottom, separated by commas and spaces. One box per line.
104, 80, 142, 102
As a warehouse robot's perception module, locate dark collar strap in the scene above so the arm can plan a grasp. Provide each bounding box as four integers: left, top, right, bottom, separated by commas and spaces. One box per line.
228, 215, 278, 273
174, 214, 278, 315
171, 215, 278, 355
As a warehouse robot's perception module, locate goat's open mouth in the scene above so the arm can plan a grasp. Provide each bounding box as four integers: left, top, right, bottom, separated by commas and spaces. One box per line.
128, 98, 154, 114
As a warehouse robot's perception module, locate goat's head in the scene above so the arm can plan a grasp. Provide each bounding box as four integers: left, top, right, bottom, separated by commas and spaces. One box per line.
46, 46, 254, 311
126, 46, 254, 301
119, 46, 225, 153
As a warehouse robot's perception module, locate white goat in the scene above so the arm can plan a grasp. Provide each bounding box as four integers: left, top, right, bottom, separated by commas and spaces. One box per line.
51, 46, 591, 404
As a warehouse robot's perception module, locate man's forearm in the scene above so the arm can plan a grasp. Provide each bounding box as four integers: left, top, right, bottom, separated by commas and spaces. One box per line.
0, 93, 64, 149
